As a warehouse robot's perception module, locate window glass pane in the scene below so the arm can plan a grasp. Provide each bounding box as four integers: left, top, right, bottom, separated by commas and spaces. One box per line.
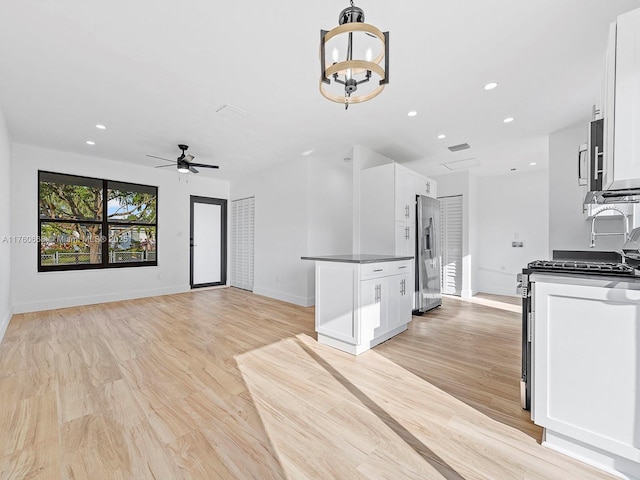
39, 173, 103, 221
40, 223, 103, 265
108, 226, 156, 264
107, 183, 157, 224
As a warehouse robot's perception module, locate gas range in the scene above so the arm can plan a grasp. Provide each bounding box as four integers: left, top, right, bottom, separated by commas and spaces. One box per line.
526, 260, 637, 276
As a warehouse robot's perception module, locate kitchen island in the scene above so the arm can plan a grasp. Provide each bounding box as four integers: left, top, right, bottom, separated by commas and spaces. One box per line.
302, 255, 413, 355
527, 271, 640, 480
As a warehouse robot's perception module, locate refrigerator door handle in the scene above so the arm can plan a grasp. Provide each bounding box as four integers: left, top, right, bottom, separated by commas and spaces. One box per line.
424, 218, 433, 252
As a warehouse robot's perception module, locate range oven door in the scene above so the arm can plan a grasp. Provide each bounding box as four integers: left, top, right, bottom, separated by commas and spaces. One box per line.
517, 273, 532, 411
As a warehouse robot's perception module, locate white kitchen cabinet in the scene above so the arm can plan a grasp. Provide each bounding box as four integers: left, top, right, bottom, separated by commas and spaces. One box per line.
386, 272, 412, 333
395, 166, 415, 223
603, 7, 640, 190
395, 223, 415, 257
306, 256, 413, 356
365, 272, 412, 339
531, 275, 640, 479
414, 174, 437, 199
360, 162, 436, 256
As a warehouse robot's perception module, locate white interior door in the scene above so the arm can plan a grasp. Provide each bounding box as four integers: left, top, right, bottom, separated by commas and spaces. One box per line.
191, 197, 227, 288
439, 195, 463, 296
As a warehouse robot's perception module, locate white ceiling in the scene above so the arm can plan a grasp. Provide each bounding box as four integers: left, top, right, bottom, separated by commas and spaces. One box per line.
1, 0, 640, 180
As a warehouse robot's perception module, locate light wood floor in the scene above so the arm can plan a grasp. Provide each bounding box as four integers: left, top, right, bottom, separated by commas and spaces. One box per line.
0, 289, 616, 479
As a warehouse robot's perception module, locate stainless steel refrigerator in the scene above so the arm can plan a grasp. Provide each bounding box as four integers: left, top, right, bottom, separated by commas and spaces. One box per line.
414, 195, 442, 313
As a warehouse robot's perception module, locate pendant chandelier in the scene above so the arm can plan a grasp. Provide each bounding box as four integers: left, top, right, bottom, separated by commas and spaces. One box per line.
320, 0, 389, 110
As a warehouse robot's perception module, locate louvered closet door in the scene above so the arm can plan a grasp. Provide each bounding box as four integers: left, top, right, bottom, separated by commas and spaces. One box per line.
231, 197, 255, 291
439, 195, 463, 296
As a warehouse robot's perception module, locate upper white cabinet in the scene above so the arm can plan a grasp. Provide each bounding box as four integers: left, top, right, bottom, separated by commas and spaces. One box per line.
395, 166, 416, 223
414, 175, 437, 199
603, 8, 640, 190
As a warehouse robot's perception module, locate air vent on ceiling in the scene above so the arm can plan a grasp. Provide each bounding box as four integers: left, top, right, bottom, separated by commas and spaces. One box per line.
448, 143, 471, 152
216, 103, 248, 117
441, 158, 481, 171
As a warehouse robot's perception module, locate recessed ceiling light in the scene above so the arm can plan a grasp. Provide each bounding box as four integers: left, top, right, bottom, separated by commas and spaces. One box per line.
408, 111, 418, 117
301, 149, 314, 156
530, 162, 537, 166
95, 124, 106, 130
503, 117, 515, 123
86, 140, 95, 145
438, 134, 446, 139
484, 82, 498, 90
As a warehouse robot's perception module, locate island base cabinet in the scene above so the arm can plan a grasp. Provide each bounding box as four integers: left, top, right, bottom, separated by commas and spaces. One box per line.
532, 279, 640, 479
314, 260, 412, 355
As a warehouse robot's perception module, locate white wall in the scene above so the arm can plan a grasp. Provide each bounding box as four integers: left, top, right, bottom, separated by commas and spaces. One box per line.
307, 157, 354, 303
231, 155, 354, 307
231, 158, 313, 306
308, 157, 353, 256
351, 145, 394, 253
549, 122, 628, 253
468, 174, 479, 297
11, 144, 229, 313
0, 108, 11, 340
476, 170, 549, 296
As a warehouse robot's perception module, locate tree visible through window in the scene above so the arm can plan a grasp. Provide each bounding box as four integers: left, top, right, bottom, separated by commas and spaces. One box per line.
38, 172, 158, 271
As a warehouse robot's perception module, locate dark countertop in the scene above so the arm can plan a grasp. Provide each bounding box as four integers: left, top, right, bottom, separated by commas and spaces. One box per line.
301, 254, 413, 264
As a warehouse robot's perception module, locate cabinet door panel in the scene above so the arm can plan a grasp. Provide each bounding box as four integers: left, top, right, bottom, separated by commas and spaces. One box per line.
414, 175, 437, 199
316, 264, 358, 344
395, 223, 415, 256
533, 281, 640, 461
388, 273, 412, 331
395, 167, 415, 223
361, 278, 383, 343
610, 8, 640, 189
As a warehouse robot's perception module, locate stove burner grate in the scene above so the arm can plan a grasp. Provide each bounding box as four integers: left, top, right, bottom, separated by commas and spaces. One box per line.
527, 260, 637, 276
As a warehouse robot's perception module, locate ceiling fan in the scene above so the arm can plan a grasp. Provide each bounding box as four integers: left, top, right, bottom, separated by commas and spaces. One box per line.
146, 144, 219, 174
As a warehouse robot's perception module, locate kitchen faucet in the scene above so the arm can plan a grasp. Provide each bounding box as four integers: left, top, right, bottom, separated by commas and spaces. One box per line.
589, 206, 630, 248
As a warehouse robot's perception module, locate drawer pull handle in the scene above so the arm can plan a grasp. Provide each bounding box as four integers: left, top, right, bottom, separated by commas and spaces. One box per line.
373, 269, 383, 272
398, 266, 407, 269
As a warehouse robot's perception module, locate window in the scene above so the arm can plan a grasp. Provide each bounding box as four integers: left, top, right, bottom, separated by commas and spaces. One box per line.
38, 171, 157, 271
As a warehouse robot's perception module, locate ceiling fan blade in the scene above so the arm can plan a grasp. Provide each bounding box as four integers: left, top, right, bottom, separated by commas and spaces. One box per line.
189, 166, 199, 174
154, 164, 175, 168
146, 155, 174, 163
189, 162, 219, 169
184, 154, 195, 162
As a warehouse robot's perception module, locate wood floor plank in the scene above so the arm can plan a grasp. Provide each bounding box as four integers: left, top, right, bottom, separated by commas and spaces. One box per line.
167, 431, 236, 480
0, 288, 619, 479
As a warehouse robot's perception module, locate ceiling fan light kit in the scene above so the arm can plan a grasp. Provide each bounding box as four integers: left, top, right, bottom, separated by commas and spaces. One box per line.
320, 0, 389, 110
147, 144, 219, 174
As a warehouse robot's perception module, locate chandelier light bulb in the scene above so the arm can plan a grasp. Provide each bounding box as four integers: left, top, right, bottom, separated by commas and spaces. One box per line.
366, 47, 372, 62
332, 48, 339, 63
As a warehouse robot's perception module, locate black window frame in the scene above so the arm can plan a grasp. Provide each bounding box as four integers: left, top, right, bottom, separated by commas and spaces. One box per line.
38, 170, 158, 272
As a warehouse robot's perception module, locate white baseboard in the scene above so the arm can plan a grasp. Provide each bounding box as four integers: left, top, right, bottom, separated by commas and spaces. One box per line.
252, 286, 314, 307
12, 285, 190, 314
476, 288, 519, 298
0, 306, 12, 343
